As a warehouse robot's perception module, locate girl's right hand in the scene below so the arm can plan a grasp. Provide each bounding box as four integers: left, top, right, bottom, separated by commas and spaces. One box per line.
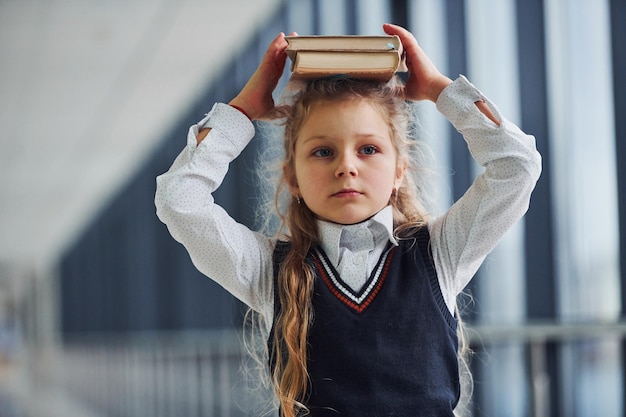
229, 32, 290, 120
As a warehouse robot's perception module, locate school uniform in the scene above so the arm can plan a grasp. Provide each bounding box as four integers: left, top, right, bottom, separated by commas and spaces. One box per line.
270, 226, 459, 416
155, 75, 542, 416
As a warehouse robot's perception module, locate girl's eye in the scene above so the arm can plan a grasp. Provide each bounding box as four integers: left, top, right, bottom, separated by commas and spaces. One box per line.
359, 145, 378, 155
313, 148, 333, 157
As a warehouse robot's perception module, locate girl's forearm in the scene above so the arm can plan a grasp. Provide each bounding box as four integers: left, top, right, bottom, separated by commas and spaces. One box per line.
196, 128, 210, 145
474, 100, 501, 126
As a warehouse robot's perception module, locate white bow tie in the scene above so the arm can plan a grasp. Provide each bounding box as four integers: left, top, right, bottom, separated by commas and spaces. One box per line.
338, 225, 375, 293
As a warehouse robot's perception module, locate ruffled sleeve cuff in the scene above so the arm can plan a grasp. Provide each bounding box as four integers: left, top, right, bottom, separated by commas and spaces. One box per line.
191, 103, 256, 152
436, 75, 503, 131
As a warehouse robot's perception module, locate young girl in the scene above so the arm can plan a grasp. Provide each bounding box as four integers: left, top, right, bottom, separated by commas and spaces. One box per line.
155, 24, 541, 417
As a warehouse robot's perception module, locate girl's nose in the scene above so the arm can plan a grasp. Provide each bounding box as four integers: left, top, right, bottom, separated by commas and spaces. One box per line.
335, 154, 358, 177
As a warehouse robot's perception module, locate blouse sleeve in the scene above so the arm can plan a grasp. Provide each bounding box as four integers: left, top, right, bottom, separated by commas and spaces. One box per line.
155, 103, 275, 329
428, 76, 542, 310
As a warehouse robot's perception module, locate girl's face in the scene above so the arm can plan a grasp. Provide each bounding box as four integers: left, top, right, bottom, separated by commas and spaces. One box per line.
291, 99, 405, 225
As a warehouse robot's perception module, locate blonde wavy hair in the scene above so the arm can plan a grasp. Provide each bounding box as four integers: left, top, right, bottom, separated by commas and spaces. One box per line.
250, 76, 471, 417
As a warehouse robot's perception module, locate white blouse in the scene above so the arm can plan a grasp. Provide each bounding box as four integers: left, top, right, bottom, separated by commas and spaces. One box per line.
155, 76, 542, 332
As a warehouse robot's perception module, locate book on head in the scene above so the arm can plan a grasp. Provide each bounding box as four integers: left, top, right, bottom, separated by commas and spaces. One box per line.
285, 35, 407, 81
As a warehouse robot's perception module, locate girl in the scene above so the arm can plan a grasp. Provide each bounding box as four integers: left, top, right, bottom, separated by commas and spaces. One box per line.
155, 24, 541, 417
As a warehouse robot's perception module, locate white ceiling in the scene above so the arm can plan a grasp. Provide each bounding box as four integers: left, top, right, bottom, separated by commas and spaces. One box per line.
0, 0, 282, 267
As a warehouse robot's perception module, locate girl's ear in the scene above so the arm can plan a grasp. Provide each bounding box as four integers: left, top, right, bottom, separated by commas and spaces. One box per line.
289, 184, 300, 200
283, 164, 300, 198
394, 157, 408, 189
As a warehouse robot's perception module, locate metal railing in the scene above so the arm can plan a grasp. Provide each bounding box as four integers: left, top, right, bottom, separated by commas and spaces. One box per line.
60, 330, 273, 417
3, 322, 625, 417
467, 321, 626, 417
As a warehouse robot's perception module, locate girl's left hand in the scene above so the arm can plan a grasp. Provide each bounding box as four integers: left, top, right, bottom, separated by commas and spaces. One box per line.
383, 23, 452, 102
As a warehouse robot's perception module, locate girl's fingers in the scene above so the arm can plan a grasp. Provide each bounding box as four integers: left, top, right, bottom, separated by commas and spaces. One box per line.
383, 23, 418, 52
263, 32, 288, 77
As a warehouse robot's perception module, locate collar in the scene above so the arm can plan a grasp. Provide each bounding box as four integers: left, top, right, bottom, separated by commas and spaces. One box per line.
317, 206, 398, 267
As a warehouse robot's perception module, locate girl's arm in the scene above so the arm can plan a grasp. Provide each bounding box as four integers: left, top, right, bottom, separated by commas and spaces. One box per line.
155, 33, 289, 328
384, 24, 541, 309
155, 104, 275, 323
431, 77, 541, 307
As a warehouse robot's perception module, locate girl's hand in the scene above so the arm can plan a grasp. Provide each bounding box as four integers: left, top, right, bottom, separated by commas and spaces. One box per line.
229, 32, 290, 120
383, 23, 452, 102
197, 33, 289, 144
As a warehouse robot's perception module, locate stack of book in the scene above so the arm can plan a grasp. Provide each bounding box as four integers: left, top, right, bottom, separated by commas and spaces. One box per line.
285, 35, 407, 81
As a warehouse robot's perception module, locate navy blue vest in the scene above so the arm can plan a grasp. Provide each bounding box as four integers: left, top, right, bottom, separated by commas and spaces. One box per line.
269, 227, 459, 416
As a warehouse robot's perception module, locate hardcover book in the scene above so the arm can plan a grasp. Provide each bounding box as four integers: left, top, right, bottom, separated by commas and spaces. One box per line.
285, 35, 407, 81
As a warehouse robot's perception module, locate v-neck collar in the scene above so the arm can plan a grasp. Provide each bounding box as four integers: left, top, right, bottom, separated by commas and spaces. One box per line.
312, 244, 396, 314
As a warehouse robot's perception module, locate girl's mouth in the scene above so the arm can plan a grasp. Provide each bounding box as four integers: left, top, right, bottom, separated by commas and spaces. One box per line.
333, 188, 362, 198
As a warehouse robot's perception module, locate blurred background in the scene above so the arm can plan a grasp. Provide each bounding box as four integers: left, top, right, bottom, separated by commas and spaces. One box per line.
0, 0, 624, 416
